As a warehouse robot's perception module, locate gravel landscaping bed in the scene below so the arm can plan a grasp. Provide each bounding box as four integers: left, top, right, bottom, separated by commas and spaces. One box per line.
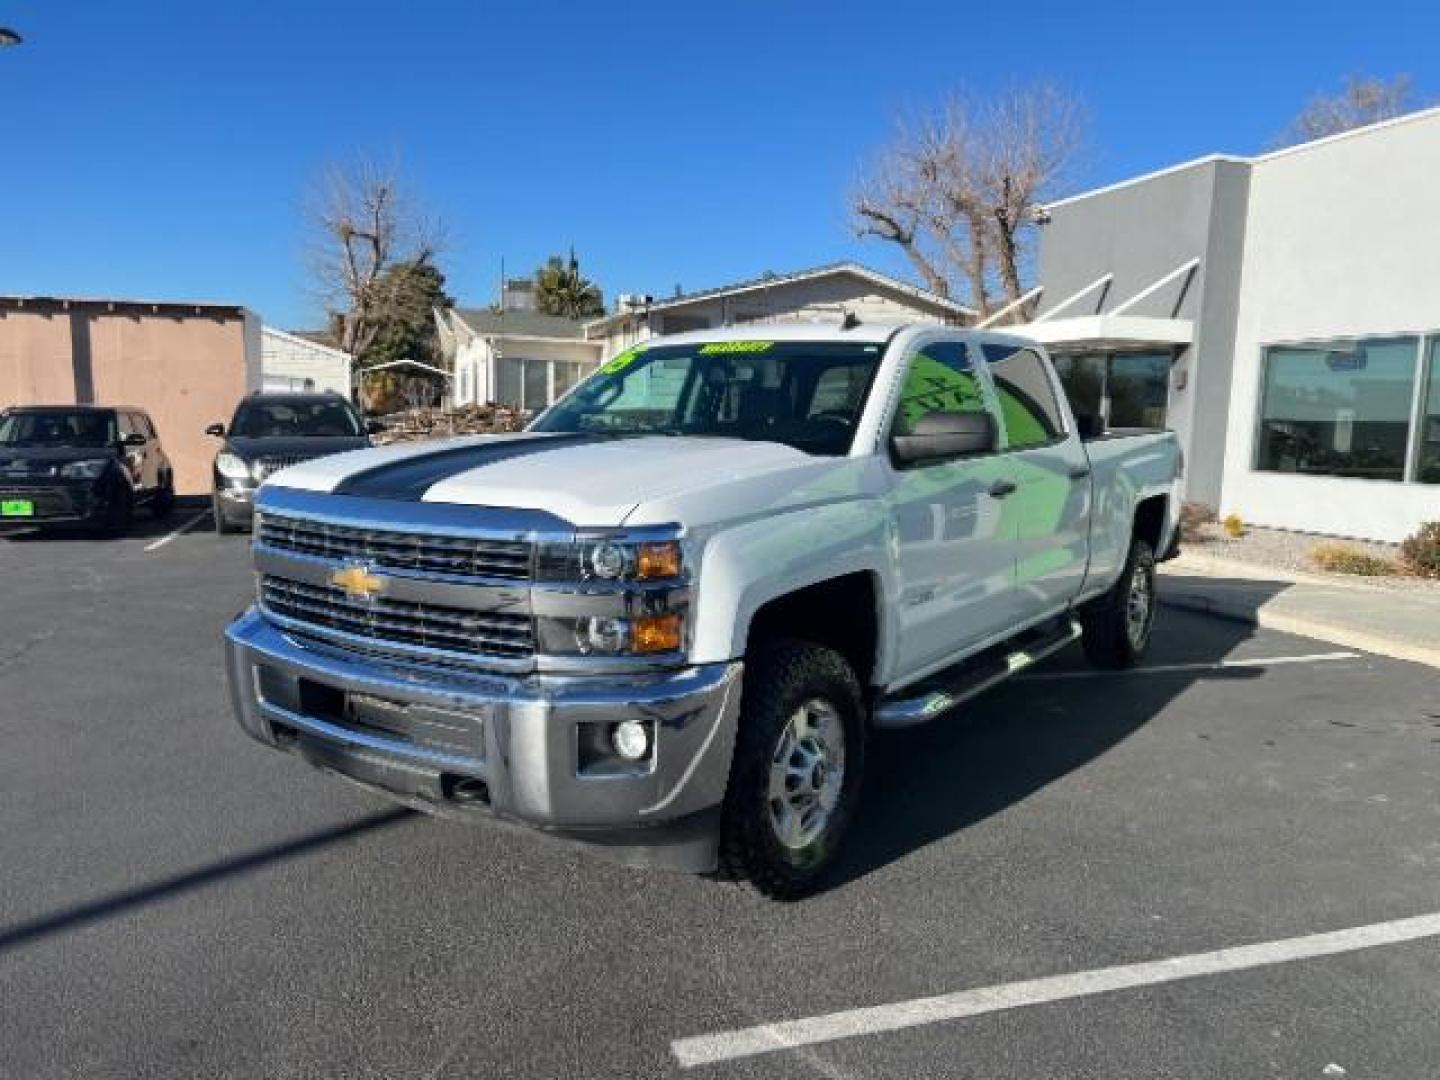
1182, 524, 1440, 592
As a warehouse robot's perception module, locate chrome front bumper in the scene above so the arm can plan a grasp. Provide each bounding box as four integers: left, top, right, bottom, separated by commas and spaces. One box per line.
224, 608, 742, 871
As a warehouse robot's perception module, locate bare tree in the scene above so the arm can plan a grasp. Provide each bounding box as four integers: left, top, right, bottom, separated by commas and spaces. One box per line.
307, 157, 444, 359
852, 84, 1085, 319
1276, 74, 1420, 147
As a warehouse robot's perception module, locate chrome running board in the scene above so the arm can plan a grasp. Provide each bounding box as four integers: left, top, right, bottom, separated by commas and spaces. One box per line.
874, 616, 1082, 729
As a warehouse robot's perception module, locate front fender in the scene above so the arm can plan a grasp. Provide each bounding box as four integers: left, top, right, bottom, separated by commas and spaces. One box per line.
687, 499, 893, 669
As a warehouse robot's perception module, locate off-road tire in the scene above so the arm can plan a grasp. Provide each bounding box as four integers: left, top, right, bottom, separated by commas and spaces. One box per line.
718, 640, 866, 901
1080, 537, 1157, 669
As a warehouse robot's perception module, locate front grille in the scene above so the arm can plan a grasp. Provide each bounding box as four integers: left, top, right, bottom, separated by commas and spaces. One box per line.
260, 575, 533, 659
257, 513, 532, 581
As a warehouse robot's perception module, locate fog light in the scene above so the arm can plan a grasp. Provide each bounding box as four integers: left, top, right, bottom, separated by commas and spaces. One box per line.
611, 720, 650, 761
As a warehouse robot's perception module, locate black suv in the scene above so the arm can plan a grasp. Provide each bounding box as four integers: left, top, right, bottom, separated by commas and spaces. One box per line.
0, 406, 175, 533
207, 391, 377, 533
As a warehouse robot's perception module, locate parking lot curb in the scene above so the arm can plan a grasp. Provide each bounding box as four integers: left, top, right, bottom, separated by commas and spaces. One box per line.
1159, 589, 1440, 670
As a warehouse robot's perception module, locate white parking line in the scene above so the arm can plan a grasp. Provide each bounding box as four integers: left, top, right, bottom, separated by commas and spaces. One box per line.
143, 510, 209, 552
672, 911, 1440, 1068
1020, 651, 1359, 681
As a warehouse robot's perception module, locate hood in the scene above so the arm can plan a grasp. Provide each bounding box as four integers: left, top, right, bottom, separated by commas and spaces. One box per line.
226, 435, 370, 460
267, 432, 834, 526
0, 445, 119, 475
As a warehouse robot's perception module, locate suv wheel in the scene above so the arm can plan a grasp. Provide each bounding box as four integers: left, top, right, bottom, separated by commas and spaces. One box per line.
100, 484, 133, 536
151, 475, 175, 519
212, 494, 239, 535
718, 640, 866, 900
1080, 537, 1158, 669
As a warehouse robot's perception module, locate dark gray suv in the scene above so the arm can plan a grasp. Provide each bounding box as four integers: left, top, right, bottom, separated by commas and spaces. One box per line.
206, 392, 378, 533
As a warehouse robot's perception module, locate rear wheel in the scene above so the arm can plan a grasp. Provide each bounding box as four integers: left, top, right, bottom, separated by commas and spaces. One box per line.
1080, 537, 1157, 669
718, 640, 866, 900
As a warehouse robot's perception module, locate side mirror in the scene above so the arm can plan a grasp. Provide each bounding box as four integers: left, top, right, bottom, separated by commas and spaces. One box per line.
121, 432, 148, 448
365, 418, 385, 435
1074, 413, 1105, 439
891, 411, 997, 466
204, 422, 225, 437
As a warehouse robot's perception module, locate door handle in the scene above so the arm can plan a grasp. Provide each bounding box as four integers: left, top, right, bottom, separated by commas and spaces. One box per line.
1068, 465, 1091, 480
988, 479, 1018, 499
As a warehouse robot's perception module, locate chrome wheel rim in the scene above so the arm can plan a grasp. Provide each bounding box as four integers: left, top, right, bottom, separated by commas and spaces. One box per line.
767, 698, 846, 851
1126, 559, 1155, 649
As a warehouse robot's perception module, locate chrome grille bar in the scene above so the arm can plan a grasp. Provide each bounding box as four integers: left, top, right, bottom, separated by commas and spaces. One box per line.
258, 513, 532, 581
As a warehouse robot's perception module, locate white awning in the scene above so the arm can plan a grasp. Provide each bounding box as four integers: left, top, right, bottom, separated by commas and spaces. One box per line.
1019, 315, 1193, 352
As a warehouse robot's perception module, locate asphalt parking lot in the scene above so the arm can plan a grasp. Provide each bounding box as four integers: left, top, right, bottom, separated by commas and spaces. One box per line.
2, 515, 1438, 1079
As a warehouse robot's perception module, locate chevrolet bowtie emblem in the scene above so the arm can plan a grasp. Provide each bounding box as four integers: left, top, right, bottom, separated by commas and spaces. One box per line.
331, 563, 386, 600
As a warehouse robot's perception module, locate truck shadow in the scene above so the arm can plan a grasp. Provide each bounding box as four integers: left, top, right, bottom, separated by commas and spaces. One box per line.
824, 608, 1279, 894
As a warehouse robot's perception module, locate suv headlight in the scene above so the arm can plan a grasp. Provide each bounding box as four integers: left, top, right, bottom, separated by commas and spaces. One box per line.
215, 451, 252, 481
59, 458, 109, 480
534, 530, 688, 658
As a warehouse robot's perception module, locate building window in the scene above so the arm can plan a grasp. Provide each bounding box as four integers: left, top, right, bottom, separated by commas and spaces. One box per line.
1419, 338, 1440, 484
496, 357, 523, 407
1051, 350, 1172, 429
1256, 337, 1419, 482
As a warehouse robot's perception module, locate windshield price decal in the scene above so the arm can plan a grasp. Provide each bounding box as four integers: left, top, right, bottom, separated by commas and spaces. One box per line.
697, 341, 775, 355
599, 344, 649, 376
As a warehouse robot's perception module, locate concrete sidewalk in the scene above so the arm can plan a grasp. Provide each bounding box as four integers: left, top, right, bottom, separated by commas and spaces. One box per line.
1160, 551, 1440, 669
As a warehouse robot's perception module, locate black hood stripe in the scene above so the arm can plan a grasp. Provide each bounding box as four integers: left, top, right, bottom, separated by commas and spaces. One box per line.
332, 433, 611, 500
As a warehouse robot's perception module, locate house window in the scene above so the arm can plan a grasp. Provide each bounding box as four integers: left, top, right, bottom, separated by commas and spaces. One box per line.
661, 314, 710, 334
1256, 337, 1419, 482
496, 357, 523, 407
523, 359, 549, 410
1417, 338, 1440, 484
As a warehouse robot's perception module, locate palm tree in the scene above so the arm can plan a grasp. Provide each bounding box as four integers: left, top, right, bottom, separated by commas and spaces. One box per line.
535, 250, 604, 319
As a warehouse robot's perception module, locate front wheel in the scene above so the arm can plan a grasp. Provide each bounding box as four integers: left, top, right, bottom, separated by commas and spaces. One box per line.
718, 640, 866, 900
151, 476, 175, 519
1080, 537, 1158, 669
99, 484, 133, 536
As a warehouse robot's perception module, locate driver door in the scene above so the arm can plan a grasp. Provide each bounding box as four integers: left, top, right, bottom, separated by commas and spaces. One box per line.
883, 340, 1019, 682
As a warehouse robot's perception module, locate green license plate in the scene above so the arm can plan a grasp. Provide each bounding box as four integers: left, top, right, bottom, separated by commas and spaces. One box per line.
1, 499, 35, 517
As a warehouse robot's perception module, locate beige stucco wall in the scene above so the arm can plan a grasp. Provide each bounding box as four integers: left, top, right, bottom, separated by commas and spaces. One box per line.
0, 311, 77, 403
0, 304, 258, 495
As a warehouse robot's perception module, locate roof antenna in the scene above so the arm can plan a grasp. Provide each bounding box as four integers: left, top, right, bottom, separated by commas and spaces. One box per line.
840, 310, 861, 330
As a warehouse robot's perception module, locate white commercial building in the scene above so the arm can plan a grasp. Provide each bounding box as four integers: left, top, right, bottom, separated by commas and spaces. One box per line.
1015, 107, 1440, 542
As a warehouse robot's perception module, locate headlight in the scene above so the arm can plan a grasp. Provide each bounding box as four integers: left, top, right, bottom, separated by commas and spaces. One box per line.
536, 534, 684, 582
215, 452, 252, 481
59, 459, 109, 480
536, 612, 685, 656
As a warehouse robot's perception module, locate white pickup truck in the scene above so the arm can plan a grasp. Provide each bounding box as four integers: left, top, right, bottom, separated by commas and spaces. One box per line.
224, 323, 1181, 898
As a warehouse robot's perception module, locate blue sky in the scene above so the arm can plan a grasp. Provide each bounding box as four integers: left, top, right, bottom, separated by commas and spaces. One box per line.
3, 1, 1435, 329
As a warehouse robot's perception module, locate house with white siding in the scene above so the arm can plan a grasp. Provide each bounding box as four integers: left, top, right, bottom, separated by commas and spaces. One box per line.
438, 262, 972, 412
260, 327, 353, 398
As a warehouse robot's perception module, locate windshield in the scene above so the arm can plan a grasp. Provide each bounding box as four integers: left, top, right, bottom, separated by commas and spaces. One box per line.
230, 398, 363, 438
531, 340, 885, 456
0, 410, 117, 448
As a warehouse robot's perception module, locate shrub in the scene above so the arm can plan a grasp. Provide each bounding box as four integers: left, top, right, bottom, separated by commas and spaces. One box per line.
1222, 513, 1245, 538
1400, 521, 1440, 578
1179, 502, 1217, 541
1308, 542, 1397, 576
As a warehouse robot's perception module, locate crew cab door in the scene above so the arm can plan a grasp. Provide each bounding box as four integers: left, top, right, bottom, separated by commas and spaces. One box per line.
980, 342, 1093, 618
883, 340, 1019, 681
